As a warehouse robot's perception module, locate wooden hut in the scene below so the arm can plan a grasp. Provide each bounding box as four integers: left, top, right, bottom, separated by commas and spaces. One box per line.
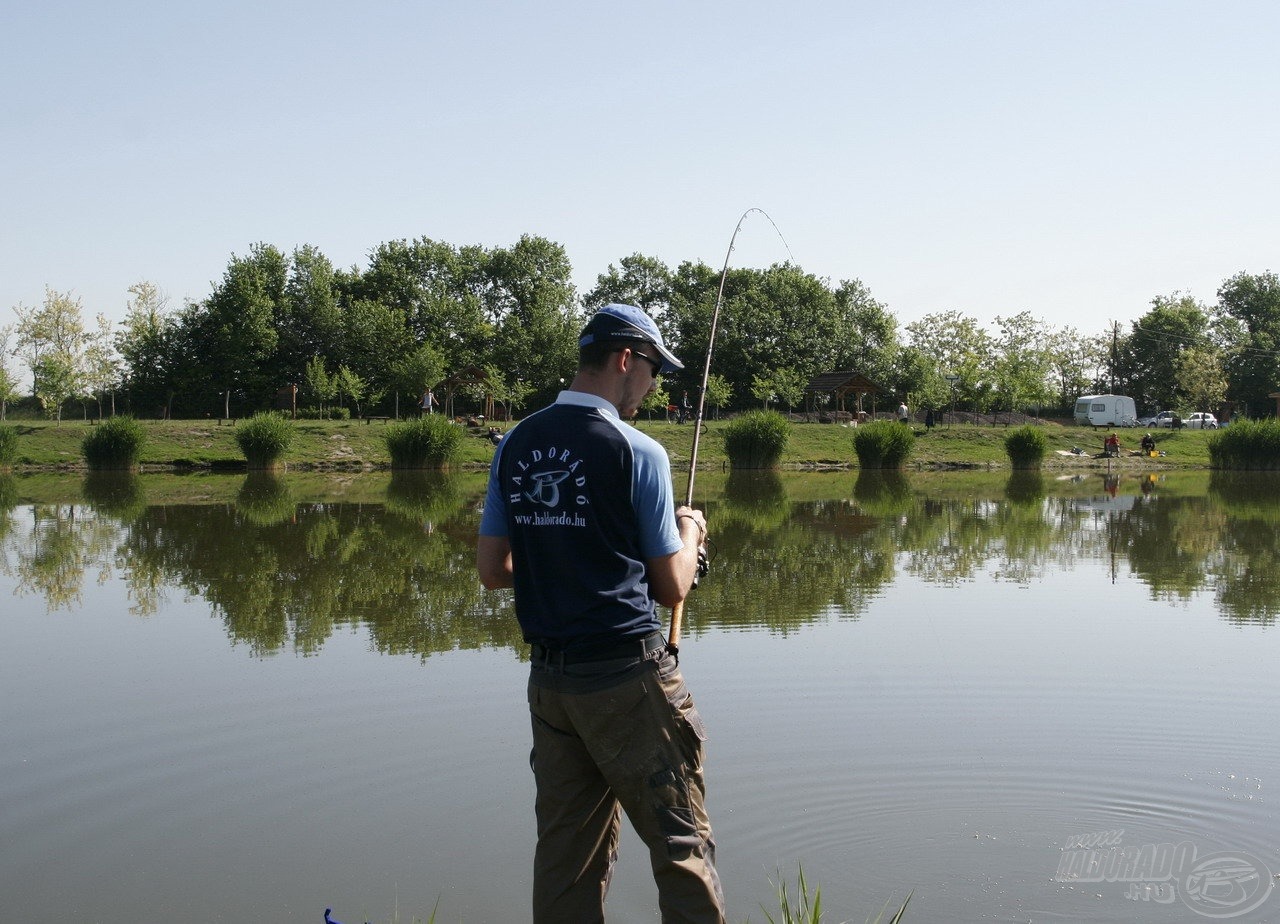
803, 371, 891, 423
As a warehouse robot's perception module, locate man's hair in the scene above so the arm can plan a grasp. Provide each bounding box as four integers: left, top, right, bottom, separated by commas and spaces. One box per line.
579, 339, 644, 370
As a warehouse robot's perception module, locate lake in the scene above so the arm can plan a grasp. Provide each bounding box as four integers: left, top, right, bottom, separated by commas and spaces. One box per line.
1, 468, 1278, 922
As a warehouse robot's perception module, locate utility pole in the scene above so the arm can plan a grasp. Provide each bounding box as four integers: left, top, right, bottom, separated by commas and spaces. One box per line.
1110, 321, 1119, 393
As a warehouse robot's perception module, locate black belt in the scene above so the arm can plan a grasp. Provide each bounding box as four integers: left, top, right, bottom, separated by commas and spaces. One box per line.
530, 631, 667, 665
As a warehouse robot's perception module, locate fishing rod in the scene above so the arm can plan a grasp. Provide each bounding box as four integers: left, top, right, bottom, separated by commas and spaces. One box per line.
667, 207, 792, 652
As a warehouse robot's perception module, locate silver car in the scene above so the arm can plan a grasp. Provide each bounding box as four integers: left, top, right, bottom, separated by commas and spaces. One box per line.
1186, 412, 1218, 430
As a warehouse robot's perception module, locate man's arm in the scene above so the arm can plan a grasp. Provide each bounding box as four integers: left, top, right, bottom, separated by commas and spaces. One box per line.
646, 505, 706, 608
476, 535, 514, 589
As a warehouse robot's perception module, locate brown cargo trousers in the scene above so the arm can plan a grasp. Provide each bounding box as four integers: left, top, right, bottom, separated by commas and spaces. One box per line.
527, 647, 725, 923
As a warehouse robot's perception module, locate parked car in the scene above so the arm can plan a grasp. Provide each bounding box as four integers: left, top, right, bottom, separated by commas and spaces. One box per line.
1140, 411, 1178, 427
1185, 412, 1218, 430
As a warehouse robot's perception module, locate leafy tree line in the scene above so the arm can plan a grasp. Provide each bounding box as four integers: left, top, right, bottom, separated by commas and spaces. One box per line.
5, 235, 1280, 421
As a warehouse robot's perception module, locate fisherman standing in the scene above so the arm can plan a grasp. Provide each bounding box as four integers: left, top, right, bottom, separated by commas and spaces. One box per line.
476, 303, 724, 923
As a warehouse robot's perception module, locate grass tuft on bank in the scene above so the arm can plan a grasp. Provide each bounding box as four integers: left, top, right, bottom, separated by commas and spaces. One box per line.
0, 416, 1223, 471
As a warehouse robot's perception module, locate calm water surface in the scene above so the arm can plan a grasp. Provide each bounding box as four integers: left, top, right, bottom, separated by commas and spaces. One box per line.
1, 469, 1278, 923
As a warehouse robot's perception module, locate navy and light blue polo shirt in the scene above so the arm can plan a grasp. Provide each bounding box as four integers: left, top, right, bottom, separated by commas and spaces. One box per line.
479, 391, 683, 650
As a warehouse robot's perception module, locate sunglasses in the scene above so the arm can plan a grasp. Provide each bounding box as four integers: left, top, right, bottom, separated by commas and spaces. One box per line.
630, 349, 663, 377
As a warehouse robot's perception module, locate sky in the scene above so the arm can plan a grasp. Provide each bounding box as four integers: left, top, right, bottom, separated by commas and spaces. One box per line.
3, 0, 1278, 343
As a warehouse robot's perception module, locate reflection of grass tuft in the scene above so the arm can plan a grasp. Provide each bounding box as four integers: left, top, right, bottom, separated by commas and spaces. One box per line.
1004, 470, 1045, 505
719, 470, 790, 531
385, 471, 461, 523
853, 470, 913, 515
81, 471, 147, 519
236, 473, 295, 526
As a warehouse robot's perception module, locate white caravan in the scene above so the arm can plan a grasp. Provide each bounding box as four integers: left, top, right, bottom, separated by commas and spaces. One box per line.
1074, 394, 1138, 428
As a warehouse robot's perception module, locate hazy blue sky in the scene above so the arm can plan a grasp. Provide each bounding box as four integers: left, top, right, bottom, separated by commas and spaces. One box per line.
3, 0, 1277, 339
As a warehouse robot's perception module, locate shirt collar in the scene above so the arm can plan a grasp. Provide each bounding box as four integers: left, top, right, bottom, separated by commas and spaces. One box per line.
555, 390, 619, 420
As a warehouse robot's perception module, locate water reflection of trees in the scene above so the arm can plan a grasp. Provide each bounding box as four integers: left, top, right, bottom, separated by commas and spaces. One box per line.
114, 493, 515, 658
5, 473, 1280, 655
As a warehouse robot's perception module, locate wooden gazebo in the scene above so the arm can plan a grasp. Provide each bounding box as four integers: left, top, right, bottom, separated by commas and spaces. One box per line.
436, 365, 493, 420
803, 371, 891, 421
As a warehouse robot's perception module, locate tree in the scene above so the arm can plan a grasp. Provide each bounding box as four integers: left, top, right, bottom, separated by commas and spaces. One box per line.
116, 282, 182, 417
190, 245, 286, 410
341, 299, 413, 409
484, 235, 580, 395
1047, 327, 1106, 411
1119, 294, 1212, 412
83, 313, 121, 418
1177, 345, 1228, 414
751, 373, 775, 409
991, 311, 1055, 415
390, 344, 447, 416
302, 355, 336, 417
892, 346, 947, 416
703, 373, 732, 419
830, 279, 899, 384
0, 325, 20, 419
334, 365, 366, 417
276, 245, 342, 383
665, 262, 852, 413
583, 254, 675, 320
1215, 271, 1280, 416
355, 237, 490, 366
31, 354, 79, 420
641, 380, 671, 421
481, 364, 534, 422
904, 311, 993, 415
751, 369, 805, 412
12, 287, 88, 420
772, 368, 806, 413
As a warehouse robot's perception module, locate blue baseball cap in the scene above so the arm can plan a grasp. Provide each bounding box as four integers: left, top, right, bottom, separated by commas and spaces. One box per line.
578, 304, 683, 373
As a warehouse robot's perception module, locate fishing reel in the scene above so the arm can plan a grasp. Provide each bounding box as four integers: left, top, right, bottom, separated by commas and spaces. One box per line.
691, 538, 715, 589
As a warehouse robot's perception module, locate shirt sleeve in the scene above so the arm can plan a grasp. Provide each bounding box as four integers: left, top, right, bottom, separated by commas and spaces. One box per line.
631, 436, 683, 559
478, 441, 509, 537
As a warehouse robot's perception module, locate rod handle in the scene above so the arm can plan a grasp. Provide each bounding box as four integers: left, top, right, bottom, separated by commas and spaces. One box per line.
666, 600, 685, 652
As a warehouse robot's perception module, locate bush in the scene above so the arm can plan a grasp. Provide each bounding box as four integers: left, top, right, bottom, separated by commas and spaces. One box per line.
384, 415, 464, 469
0, 425, 17, 467
722, 410, 790, 469
235, 413, 296, 470
1209, 418, 1280, 470
1004, 425, 1047, 469
852, 420, 914, 469
81, 416, 146, 470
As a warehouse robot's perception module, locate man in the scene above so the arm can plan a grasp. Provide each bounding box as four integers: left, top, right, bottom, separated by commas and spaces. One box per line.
477, 303, 724, 924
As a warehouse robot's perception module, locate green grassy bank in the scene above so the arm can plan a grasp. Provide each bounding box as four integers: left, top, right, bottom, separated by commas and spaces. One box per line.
0, 416, 1215, 471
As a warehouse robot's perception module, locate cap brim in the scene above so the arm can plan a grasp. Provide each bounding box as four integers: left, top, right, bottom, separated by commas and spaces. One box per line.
651, 342, 683, 373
